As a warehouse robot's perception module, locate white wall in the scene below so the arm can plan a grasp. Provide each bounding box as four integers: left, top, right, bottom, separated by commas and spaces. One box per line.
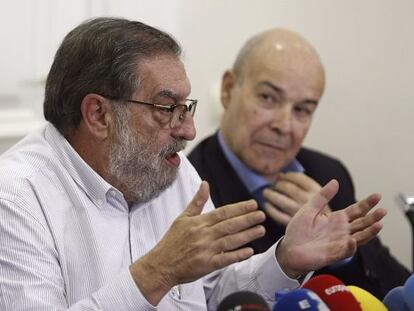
1, 0, 413, 270
180, 0, 414, 271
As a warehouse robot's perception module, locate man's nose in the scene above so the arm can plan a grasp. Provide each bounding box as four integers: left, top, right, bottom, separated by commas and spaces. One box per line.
269, 105, 293, 134
171, 113, 196, 141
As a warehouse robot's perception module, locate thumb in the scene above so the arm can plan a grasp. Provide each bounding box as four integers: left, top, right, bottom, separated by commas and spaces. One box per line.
184, 181, 210, 217
304, 179, 339, 217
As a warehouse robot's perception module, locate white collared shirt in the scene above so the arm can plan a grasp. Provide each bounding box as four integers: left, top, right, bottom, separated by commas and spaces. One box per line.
0, 124, 300, 310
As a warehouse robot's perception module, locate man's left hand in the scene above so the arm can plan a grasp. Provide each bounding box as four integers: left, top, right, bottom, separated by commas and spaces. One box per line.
275, 179, 386, 279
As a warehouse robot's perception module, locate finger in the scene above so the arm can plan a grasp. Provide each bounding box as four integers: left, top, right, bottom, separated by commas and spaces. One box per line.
352, 222, 383, 245
278, 172, 321, 192
302, 179, 339, 219
213, 225, 266, 253
350, 208, 387, 234
278, 172, 321, 191
211, 210, 266, 238
184, 181, 210, 217
264, 202, 291, 226
345, 193, 381, 222
263, 189, 300, 216
203, 199, 258, 225
210, 247, 255, 269
272, 180, 310, 204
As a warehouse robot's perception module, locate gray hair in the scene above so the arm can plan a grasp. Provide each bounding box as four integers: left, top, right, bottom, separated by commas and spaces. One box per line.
44, 17, 182, 135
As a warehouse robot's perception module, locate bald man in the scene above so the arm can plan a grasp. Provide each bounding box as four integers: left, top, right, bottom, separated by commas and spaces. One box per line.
188, 28, 410, 299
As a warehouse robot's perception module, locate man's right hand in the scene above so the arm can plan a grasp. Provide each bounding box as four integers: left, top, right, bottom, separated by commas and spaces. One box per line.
129, 181, 266, 306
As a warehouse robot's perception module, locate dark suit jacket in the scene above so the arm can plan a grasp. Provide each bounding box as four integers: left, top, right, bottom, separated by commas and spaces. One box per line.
188, 133, 411, 299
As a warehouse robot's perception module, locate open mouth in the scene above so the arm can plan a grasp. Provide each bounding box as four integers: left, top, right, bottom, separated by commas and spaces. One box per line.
165, 152, 181, 167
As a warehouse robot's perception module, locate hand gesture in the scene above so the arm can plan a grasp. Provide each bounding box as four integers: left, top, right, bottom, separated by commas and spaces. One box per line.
275, 179, 385, 278
130, 181, 266, 305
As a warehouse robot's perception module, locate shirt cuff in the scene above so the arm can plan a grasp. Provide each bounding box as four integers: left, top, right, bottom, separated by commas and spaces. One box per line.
253, 239, 312, 301
92, 269, 156, 311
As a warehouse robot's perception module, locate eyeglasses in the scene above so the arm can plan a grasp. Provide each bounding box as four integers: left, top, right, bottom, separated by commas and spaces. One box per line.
112, 98, 198, 128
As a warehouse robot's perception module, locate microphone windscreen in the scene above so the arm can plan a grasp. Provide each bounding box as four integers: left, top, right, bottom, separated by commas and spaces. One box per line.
383, 286, 410, 311
273, 288, 329, 311
403, 273, 414, 310
217, 290, 270, 311
347, 285, 387, 311
302, 274, 361, 311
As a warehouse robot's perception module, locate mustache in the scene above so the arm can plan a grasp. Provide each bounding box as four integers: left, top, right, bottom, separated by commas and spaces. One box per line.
159, 139, 187, 157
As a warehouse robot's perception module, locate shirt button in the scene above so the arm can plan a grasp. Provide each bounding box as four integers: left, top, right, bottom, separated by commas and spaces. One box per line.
110, 190, 117, 197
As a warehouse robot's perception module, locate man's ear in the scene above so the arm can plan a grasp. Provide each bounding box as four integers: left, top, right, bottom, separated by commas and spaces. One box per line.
220, 70, 236, 109
80, 94, 113, 140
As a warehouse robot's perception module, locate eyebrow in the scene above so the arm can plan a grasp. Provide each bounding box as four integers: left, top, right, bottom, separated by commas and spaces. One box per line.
258, 81, 284, 94
258, 81, 319, 106
155, 89, 184, 102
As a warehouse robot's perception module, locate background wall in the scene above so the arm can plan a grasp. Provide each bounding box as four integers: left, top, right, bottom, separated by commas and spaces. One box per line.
1, 0, 413, 270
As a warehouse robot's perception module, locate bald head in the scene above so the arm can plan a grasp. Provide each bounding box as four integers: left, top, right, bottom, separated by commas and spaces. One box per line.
220, 28, 326, 181
233, 28, 325, 86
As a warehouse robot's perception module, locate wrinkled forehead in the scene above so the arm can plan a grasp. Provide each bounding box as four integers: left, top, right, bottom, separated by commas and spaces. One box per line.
136, 54, 191, 100
245, 37, 325, 94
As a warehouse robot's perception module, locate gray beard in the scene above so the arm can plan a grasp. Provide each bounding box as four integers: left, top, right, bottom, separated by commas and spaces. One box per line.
108, 113, 186, 205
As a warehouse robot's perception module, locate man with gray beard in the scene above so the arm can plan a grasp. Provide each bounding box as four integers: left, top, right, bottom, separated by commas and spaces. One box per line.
108, 104, 186, 204
0, 17, 386, 310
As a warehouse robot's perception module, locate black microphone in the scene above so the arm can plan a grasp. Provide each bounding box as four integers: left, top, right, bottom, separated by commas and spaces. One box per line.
217, 290, 270, 311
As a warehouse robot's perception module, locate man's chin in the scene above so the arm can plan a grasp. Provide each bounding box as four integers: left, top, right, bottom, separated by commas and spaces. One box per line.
130, 168, 179, 205
250, 161, 286, 178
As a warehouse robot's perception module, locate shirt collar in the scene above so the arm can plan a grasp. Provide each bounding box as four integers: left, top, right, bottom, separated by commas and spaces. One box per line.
282, 157, 304, 173
45, 123, 122, 209
217, 131, 304, 194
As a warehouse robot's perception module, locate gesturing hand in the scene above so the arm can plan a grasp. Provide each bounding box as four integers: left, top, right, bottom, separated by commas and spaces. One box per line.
275, 179, 385, 279
344, 193, 385, 246
130, 181, 266, 305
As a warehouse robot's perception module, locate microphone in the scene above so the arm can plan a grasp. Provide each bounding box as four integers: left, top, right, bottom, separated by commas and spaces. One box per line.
217, 290, 270, 311
383, 286, 410, 311
403, 273, 414, 310
302, 274, 361, 310
272, 288, 329, 310
347, 285, 387, 310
